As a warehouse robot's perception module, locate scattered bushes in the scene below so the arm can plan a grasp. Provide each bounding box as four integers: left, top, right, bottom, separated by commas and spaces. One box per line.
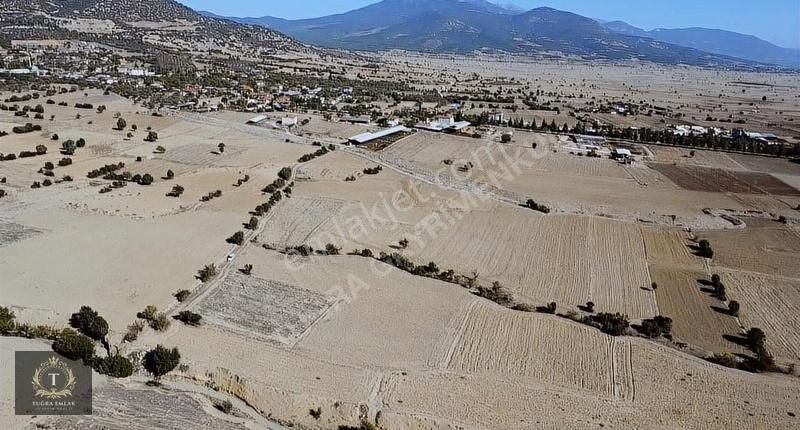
200, 190, 222, 202
476, 282, 515, 307
582, 312, 630, 336
537, 302, 557, 314
166, 185, 185, 197
524, 199, 551, 214
217, 400, 233, 414
12, 123, 42, 134
635, 315, 673, 338
74, 103, 94, 109
137, 305, 171, 331
298, 147, 329, 163
363, 166, 383, 175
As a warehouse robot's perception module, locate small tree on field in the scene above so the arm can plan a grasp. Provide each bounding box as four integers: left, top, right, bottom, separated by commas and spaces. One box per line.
116, 118, 127, 130
325, 243, 341, 255
747, 327, 766, 352
143, 345, 180, 380
278, 167, 292, 181
227, 231, 245, 246
139, 174, 154, 185
0, 306, 16, 334
241, 264, 253, 275
61, 140, 76, 155
247, 217, 259, 230
174, 311, 202, 326
398, 238, 409, 249
728, 300, 740, 317
697, 239, 714, 258
166, 169, 174, 180
174, 290, 191, 302
584, 301, 595, 313
198, 264, 218, 282
69, 306, 109, 353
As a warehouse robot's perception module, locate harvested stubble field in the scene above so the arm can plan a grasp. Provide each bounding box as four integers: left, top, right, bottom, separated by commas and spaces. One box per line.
415, 209, 657, 318
721, 270, 800, 361
197, 272, 334, 344
639, 226, 704, 269
259, 196, 346, 248
705, 224, 800, 279
649, 267, 745, 354
446, 302, 634, 399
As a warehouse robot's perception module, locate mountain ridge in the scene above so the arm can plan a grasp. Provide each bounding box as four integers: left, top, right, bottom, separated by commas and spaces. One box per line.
201, 0, 795, 69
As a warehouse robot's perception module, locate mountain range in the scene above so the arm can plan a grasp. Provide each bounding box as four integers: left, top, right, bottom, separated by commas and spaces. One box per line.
203, 0, 798, 68
601, 21, 799, 68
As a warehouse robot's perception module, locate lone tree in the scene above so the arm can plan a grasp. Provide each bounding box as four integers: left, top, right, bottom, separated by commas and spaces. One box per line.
241, 264, 253, 275
165, 169, 174, 180
728, 300, 740, 317
116, 118, 127, 130
398, 238, 409, 249
139, 174, 154, 186
584, 301, 595, 313
218, 142, 225, 153
143, 345, 181, 380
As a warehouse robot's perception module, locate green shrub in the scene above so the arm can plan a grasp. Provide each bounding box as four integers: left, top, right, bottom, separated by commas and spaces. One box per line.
174, 290, 191, 302
52, 329, 95, 361
143, 345, 180, 379
174, 311, 202, 327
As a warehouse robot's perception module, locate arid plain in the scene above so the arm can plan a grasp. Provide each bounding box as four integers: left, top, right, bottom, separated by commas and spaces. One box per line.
2, 59, 800, 430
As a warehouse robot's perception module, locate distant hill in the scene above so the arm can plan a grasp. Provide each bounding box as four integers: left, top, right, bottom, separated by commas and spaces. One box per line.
0, 0, 305, 55
601, 21, 799, 68
207, 0, 771, 69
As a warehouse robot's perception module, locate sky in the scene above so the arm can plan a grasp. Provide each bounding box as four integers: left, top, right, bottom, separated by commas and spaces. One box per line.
179, 0, 800, 49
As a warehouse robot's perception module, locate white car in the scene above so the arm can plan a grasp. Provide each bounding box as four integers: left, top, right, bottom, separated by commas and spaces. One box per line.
226, 254, 235, 262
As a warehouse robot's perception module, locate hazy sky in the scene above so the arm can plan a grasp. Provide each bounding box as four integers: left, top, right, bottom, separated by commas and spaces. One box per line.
179, 0, 800, 49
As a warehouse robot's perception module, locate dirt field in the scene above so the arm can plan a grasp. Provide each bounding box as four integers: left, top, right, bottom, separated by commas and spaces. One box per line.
651, 164, 800, 195
196, 272, 334, 344
649, 267, 745, 354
